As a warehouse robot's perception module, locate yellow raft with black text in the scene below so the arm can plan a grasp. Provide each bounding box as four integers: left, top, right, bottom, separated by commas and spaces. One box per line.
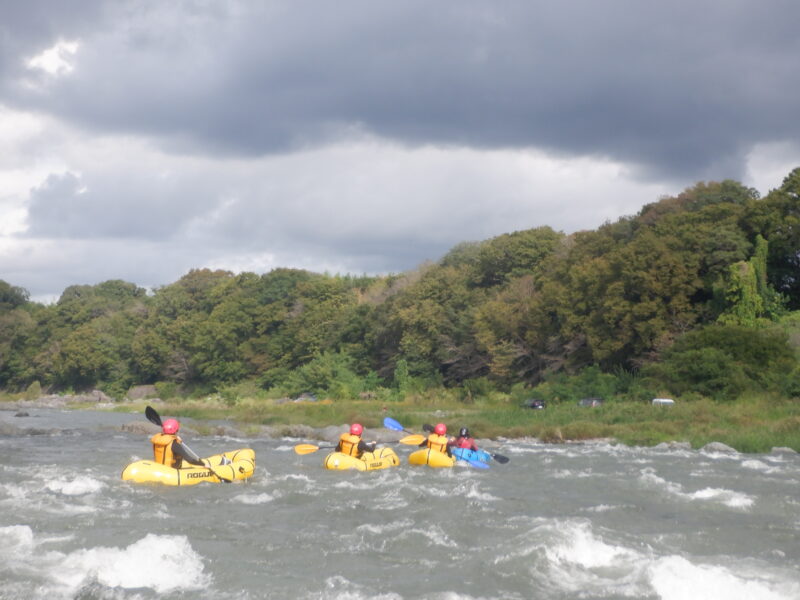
408, 448, 456, 467
121, 448, 256, 486
324, 447, 400, 471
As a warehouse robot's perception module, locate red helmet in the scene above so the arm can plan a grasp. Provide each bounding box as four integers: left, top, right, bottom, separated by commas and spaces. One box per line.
162, 418, 180, 434
434, 423, 447, 436
350, 423, 363, 436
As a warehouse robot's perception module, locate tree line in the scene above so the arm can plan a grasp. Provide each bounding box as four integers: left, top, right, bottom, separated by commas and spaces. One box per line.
1, 168, 799, 404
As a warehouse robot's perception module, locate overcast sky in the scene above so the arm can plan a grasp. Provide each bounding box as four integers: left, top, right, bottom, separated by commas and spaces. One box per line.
2, 1, 799, 302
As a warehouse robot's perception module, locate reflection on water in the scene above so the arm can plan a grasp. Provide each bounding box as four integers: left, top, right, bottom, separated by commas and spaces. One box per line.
1, 408, 799, 599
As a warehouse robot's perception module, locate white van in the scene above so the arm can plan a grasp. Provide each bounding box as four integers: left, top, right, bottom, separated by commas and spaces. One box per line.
652, 398, 675, 406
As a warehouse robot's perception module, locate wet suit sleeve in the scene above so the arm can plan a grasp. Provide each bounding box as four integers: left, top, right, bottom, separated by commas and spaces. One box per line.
358, 440, 377, 453
171, 440, 205, 466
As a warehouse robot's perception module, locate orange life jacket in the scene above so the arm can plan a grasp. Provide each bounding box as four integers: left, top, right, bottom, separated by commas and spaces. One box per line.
151, 433, 182, 468
338, 433, 362, 457
426, 433, 449, 454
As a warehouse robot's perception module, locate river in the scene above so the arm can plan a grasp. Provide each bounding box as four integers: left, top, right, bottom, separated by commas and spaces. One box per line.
1, 408, 799, 600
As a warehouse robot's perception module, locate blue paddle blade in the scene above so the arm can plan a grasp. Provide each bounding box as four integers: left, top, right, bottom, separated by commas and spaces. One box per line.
383, 417, 404, 431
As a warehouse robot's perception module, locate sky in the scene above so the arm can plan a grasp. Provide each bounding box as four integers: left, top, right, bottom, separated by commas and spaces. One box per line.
2, 1, 799, 303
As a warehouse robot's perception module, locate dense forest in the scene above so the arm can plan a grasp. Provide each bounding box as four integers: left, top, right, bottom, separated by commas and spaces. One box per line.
1, 169, 799, 405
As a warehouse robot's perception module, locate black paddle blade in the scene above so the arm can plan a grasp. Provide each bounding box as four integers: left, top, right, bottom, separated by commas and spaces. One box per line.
492, 453, 510, 464
145, 406, 162, 426
422, 424, 434, 432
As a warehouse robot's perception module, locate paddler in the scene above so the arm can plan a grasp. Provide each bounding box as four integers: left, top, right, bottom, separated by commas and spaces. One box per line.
419, 422, 453, 456
150, 418, 205, 468
450, 427, 479, 451
335, 423, 377, 458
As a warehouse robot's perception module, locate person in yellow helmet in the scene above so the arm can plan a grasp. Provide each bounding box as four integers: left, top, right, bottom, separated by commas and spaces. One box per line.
150, 418, 205, 468
419, 422, 452, 456
335, 423, 377, 458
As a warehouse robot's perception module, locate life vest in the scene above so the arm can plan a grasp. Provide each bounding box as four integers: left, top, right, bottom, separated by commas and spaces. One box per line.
426, 433, 449, 454
151, 433, 182, 468
338, 433, 362, 457
455, 436, 476, 449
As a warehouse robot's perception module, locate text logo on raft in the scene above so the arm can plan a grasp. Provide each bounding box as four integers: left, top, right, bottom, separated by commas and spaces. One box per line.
186, 471, 214, 479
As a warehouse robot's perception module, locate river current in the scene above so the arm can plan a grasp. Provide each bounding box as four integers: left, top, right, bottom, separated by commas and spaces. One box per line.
1, 408, 799, 600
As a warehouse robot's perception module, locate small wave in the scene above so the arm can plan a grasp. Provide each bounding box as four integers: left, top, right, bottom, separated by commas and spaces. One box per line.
45, 475, 105, 496
648, 555, 800, 600
742, 459, 780, 474
551, 468, 593, 479
688, 487, 754, 508
232, 492, 275, 504
1, 527, 211, 598
452, 480, 499, 502
302, 575, 404, 600
639, 468, 754, 509
356, 519, 415, 536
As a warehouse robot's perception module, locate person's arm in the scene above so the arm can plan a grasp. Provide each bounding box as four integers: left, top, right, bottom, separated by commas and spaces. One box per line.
172, 440, 205, 466
358, 440, 377, 453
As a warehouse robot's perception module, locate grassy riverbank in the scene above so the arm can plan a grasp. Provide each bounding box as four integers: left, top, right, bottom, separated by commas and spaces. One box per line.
98, 391, 800, 453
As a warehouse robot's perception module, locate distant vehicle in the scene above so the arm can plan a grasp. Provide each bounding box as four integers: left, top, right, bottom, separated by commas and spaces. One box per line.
522, 398, 546, 410
652, 398, 675, 406
578, 397, 604, 407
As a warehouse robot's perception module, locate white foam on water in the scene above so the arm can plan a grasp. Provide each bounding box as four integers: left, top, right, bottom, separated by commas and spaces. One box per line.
535, 519, 649, 596
0, 479, 98, 516
232, 492, 275, 504
452, 480, 499, 502
45, 474, 105, 496
0, 526, 210, 598
333, 479, 382, 491
276, 473, 314, 483
0, 524, 35, 555
742, 459, 780, 474
648, 555, 800, 600
583, 504, 630, 513
356, 519, 414, 536
397, 523, 454, 548
51, 533, 210, 596
551, 468, 593, 479
639, 468, 754, 509
688, 487, 755, 509
303, 574, 404, 600
544, 520, 642, 569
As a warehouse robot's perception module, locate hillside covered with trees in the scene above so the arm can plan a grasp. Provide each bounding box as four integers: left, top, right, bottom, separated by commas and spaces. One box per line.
1, 169, 799, 406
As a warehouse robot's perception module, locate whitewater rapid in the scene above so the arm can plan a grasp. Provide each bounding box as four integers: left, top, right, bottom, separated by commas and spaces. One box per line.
1, 408, 799, 599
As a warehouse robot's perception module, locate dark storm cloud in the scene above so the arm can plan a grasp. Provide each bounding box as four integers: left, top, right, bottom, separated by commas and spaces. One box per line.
4, 1, 799, 183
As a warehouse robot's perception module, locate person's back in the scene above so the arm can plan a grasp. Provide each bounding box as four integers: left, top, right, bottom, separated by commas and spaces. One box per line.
151, 418, 183, 468
425, 423, 451, 454
337, 423, 376, 458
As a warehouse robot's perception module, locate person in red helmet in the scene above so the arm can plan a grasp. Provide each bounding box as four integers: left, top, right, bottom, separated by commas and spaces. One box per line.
420, 422, 452, 456
150, 418, 205, 468
335, 423, 377, 458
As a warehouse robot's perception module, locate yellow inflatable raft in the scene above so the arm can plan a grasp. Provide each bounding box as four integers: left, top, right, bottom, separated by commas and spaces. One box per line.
408, 448, 455, 468
121, 448, 255, 486
324, 447, 400, 471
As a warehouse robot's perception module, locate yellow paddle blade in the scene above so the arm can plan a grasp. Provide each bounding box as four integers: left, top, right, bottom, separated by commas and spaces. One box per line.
294, 444, 320, 455
399, 434, 425, 445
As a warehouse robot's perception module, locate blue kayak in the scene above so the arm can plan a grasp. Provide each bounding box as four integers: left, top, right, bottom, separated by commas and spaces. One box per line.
451, 447, 492, 464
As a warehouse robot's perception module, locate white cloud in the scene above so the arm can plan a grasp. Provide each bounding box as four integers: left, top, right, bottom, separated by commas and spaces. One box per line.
26, 40, 80, 76
744, 141, 800, 196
